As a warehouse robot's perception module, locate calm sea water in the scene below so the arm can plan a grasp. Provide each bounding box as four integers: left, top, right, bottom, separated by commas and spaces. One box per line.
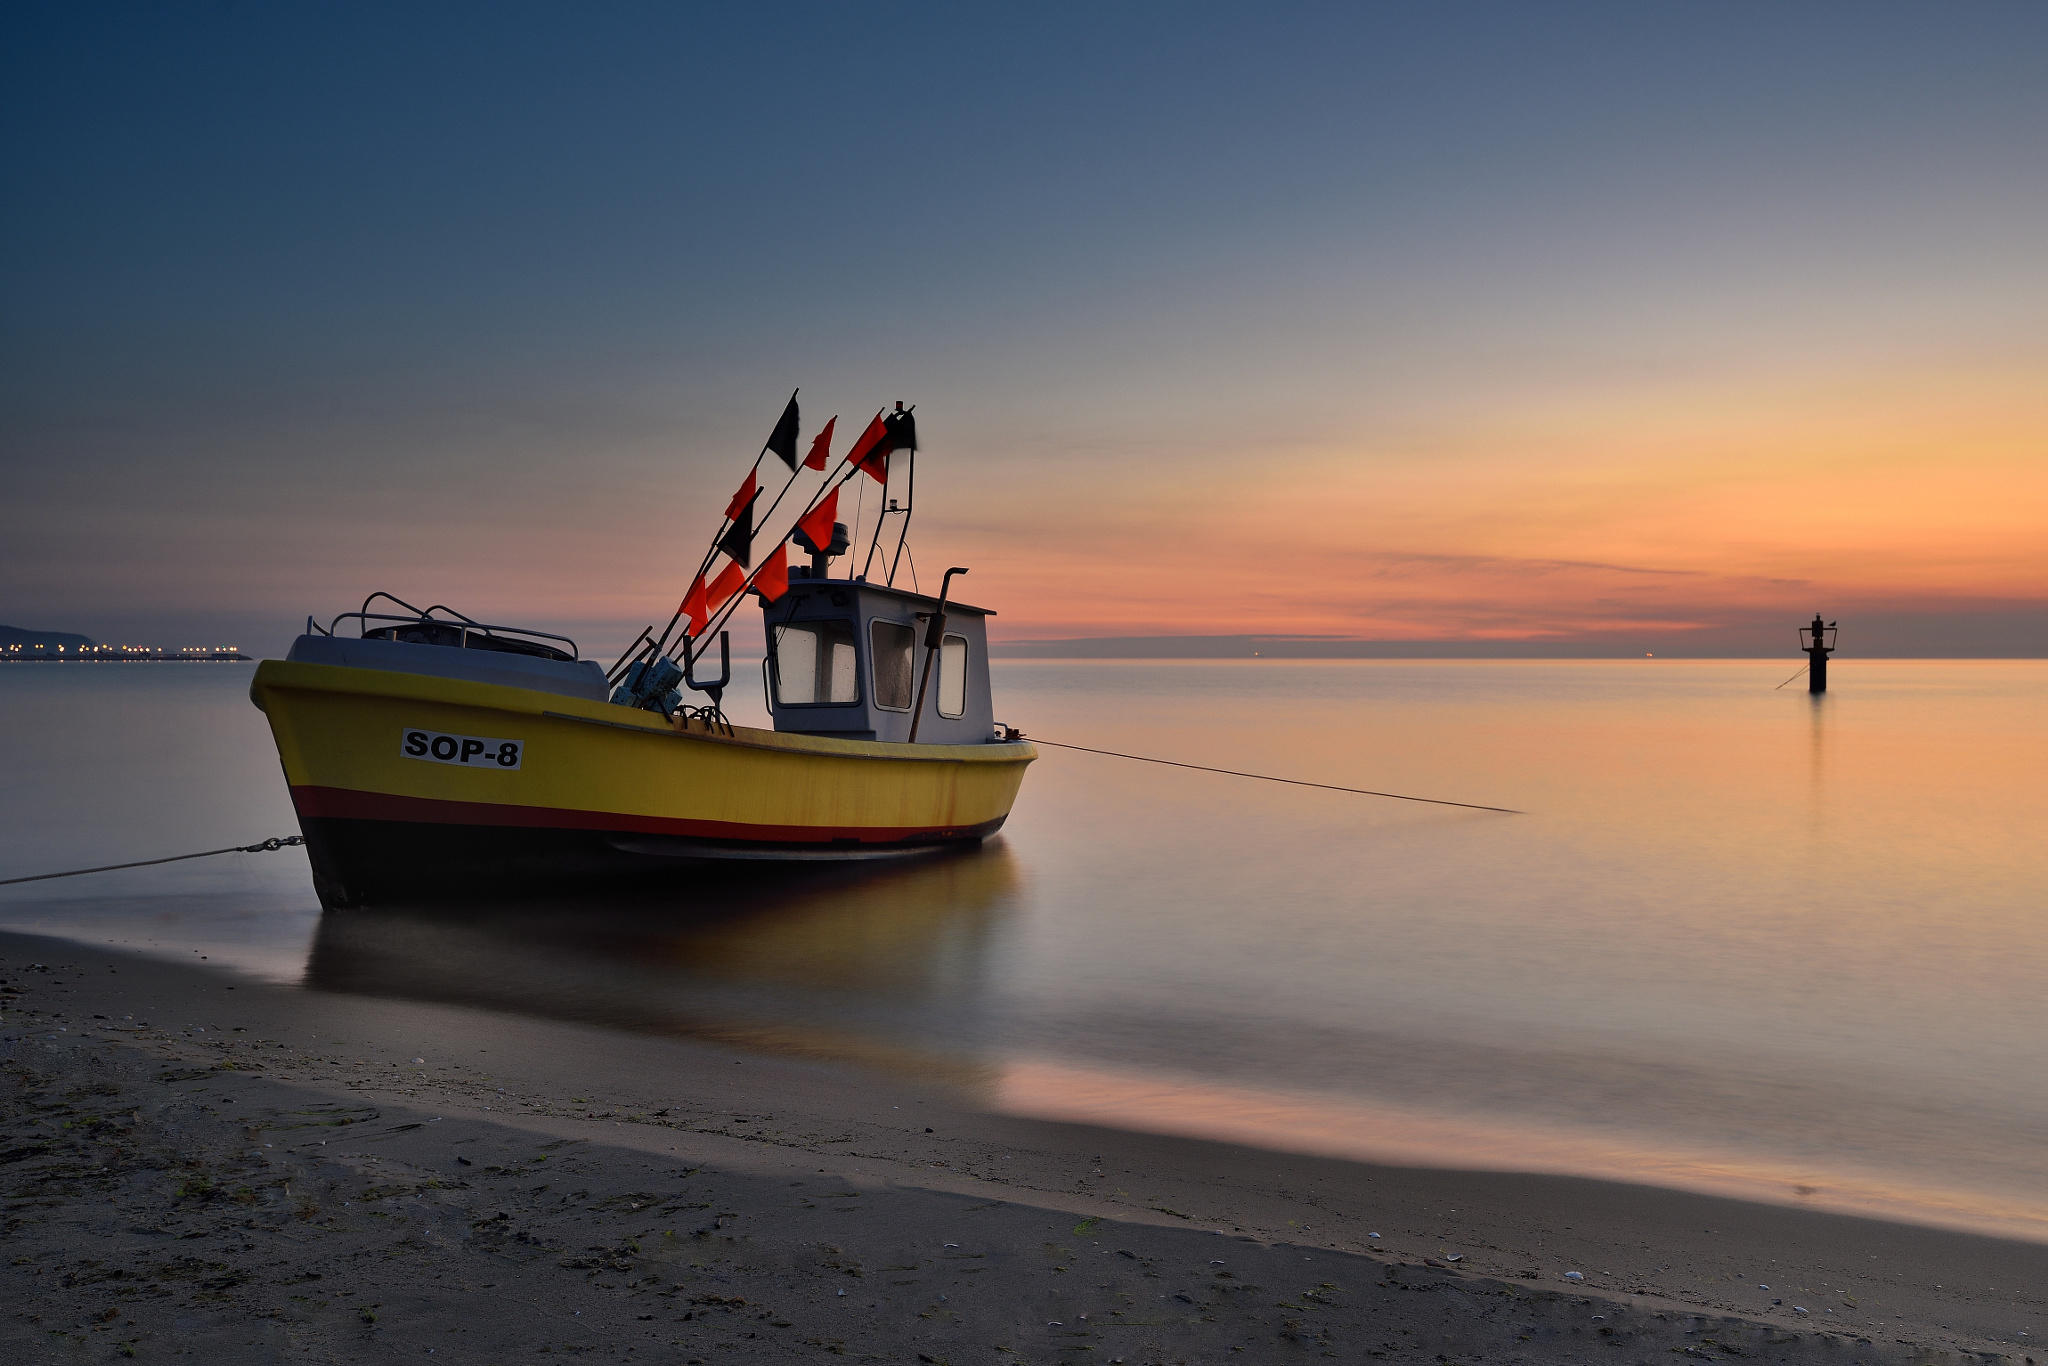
3, 659, 2045, 1240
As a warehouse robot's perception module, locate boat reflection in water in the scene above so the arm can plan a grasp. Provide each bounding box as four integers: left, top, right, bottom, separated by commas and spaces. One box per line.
302, 841, 1021, 1089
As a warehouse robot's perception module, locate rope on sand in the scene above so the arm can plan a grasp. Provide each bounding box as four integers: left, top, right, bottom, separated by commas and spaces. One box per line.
0, 836, 305, 888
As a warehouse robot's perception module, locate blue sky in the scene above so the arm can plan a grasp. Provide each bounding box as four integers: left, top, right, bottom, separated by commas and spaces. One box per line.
5, 2, 2045, 654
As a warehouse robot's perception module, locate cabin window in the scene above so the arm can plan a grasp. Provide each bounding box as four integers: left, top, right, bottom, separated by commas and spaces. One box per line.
870, 619, 916, 711
772, 620, 858, 705
937, 634, 968, 718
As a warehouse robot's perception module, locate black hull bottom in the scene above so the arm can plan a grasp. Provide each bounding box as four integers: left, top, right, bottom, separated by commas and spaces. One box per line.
298, 816, 995, 910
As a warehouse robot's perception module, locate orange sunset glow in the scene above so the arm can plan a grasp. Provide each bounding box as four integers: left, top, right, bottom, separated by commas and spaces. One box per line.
5, 6, 2043, 659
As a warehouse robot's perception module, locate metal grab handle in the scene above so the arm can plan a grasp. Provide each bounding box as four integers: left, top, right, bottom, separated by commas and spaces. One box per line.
684, 631, 731, 706
326, 592, 581, 657
907, 568, 967, 744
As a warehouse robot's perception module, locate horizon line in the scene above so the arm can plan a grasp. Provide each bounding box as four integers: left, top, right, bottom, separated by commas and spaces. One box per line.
988, 633, 2048, 660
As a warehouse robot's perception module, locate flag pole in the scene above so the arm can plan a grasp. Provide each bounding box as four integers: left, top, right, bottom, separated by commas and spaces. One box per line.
644, 460, 765, 665
744, 431, 827, 553
860, 406, 915, 583
700, 406, 883, 638
885, 446, 916, 587
648, 390, 801, 664
690, 454, 869, 649
859, 461, 890, 581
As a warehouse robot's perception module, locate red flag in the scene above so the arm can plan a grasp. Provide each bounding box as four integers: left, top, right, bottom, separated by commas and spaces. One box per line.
845, 411, 892, 484
679, 573, 709, 637
705, 560, 746, 614
724, 470, 758, 522
795, 485, 839, 554
803, 415, 836, 471
753, 542, 791, 603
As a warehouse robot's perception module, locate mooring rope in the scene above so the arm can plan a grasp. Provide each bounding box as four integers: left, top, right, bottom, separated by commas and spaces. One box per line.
1772, 664, 1810, 690
1023, 738, 1523, 814
0, 836, 305, 888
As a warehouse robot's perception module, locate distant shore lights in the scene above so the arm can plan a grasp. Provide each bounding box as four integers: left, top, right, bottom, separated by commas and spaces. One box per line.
2, 642, 243, 661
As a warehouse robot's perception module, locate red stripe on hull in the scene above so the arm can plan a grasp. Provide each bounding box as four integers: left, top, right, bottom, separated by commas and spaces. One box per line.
288, 785, 982, 845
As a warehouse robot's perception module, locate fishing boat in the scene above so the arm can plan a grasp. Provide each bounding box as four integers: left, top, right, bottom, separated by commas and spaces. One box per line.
250, 399, 1035, 909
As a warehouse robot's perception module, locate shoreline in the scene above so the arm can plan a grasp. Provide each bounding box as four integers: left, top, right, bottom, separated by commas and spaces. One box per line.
5, 928, 2042, 1363
993, 1057, 2048, 1249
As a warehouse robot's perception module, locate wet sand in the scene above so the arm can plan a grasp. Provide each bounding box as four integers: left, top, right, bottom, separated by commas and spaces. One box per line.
4, 930, 2042, 1364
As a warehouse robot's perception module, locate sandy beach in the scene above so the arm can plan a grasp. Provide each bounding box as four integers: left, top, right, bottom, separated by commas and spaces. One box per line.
4, 928, 2041, 1364
14, 1, 2048, 1360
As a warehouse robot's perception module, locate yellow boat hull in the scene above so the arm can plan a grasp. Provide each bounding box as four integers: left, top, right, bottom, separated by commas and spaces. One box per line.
249, 659, 1034, 906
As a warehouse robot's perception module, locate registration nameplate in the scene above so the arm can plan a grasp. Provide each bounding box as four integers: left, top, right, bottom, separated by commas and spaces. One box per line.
401, 728, 523, 770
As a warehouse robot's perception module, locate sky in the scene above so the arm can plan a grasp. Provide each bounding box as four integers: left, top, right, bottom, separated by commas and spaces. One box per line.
4, 1, 2045, 657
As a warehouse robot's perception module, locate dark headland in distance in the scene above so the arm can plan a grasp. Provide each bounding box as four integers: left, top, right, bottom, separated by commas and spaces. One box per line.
0, 624, 249, 662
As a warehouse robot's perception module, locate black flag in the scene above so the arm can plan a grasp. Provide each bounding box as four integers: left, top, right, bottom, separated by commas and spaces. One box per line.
884, 404, 917, 453
765, 391, 801, 470
717, 492, 758, 567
